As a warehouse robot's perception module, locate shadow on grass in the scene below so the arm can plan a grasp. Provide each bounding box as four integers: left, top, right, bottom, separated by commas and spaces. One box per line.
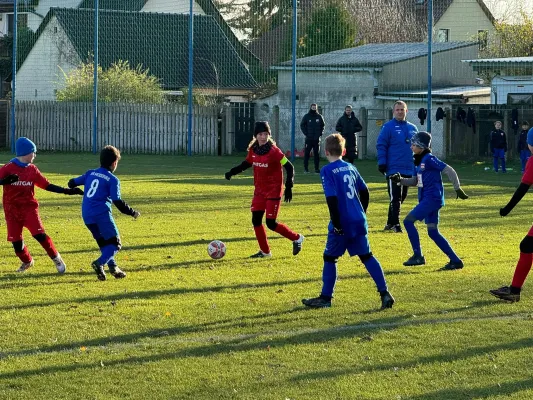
1, 308, 530, 387
58, 233, 326, 255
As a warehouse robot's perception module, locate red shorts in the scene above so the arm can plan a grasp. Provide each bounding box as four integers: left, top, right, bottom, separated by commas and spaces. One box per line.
4, 208, 45, 242
251, 193, 281, 219
528, 226, 533, 236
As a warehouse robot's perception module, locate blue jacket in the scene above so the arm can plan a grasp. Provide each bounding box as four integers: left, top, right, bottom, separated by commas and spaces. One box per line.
376, 119, 418, 176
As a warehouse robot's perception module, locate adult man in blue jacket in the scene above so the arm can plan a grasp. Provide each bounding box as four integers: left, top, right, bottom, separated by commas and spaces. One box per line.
376, 101, 418, 232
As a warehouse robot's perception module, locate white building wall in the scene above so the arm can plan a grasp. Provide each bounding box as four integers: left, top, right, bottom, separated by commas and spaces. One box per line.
256, 69, 378, 155
142, 0, 206, 14
17, 16, 80, 101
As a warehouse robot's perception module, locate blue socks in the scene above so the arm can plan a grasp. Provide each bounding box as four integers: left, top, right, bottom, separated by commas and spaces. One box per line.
427, 228, 461, 263
362, 256, 387, 292
404, 219, 422, 256
98, 244, 118, 266
321, 261, 337, 297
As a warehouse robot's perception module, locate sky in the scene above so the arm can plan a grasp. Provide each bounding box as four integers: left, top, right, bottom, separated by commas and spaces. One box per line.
484, 0, 533, 23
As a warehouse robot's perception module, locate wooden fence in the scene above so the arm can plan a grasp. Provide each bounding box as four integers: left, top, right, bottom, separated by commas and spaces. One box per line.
11, 101, 219, 154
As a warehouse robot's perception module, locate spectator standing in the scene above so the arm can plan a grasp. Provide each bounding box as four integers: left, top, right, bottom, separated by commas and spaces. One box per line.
300, 103, 325, 173
335, 105, 362, 164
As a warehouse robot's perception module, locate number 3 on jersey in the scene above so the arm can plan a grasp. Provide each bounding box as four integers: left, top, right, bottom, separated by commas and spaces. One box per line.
86, 179, 100, 198
343, 174, 356, 199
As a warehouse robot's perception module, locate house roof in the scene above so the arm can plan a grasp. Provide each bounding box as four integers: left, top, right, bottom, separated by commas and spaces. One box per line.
415, 0, 495, 25
76, 0, 260, 69
273, 41, 477, 70
25, 8, 257, 90
78, 0, 148, 11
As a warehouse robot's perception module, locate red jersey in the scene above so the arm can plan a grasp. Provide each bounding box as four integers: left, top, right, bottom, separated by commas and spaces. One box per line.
0, 160, 50, 213
522, 157, 533, 185
245, 144, 286, 197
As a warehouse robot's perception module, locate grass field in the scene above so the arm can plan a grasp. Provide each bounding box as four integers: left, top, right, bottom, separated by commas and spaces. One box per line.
0, 151, 532, 400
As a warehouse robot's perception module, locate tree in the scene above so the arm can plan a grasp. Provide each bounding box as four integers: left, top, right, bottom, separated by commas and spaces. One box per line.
215, 0, 292, 43
482, 11, 533, 58
300, 2, 356, 57
56, 60, 165, 104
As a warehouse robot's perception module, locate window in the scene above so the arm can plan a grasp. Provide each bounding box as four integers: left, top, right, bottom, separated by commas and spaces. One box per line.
437, 29, 449, 43
7, 13, 28, 34
478, 30, 488, 50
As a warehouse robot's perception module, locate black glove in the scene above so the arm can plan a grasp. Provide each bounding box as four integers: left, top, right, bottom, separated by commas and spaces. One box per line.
500, 207, 510, 217
1, 174, 19, 185
333, 226, 344, 235
378, 164, 387, 175
388, 173, 402, 183
455, 188, 468, 200
284, 187, 292, 203
224, 171, 232, 180
64, 187, 84, 195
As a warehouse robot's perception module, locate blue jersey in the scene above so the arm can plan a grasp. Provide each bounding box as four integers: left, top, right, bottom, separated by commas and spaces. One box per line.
321, 159, 368, 237
415, 152, 447, 206
71, 167, 121, 220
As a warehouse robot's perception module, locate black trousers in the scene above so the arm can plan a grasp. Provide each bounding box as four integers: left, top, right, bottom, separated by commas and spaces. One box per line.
304, 139, 320, 171
386, 174, 411, 226
345, 145, 358, 164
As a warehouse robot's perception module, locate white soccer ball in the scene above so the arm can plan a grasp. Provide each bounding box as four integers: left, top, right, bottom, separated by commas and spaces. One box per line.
207, 240, 227, 260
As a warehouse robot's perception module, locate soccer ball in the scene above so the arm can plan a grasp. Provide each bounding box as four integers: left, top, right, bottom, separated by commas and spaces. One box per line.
207, 240, 226, 260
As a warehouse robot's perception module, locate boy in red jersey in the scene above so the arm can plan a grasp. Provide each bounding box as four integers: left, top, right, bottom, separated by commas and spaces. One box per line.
225, 121, 304, 258
491, 130, 533, 302
0, 137, 83, 273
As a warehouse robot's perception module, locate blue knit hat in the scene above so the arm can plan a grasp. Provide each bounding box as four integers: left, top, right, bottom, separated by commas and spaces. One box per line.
15, 137, 37, 157
527, 128, 533, 147
411, 131, 432, 149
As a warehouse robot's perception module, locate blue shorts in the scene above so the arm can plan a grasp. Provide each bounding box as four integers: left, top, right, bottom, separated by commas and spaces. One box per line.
409, 201, 441, 224
324, 231, 370, 258
83, 212, 119, 240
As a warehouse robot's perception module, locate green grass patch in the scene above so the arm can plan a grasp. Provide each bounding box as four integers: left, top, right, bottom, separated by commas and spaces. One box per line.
0, 152, 531, 399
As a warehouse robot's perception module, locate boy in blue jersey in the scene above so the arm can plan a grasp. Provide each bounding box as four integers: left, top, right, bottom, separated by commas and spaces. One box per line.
68, 146, 140, 281
302, 133, 394, 310
389, 132, 469, 270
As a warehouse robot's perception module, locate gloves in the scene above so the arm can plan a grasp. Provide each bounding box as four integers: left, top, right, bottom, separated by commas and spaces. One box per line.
378, 164, 387, 175
132, 210, 141, 219
500, 207, 510, 217
1, 174, 19, 185
64, 187, 84, 195
224, 171, 232, 180
388, 172, 402, 184
455, 188, 469, 200
333, 226, 344, 235
284, 187, 292, 203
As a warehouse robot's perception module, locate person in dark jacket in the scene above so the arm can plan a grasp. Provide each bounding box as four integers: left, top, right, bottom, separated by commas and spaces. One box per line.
518, 121, 531, 173
376, 100, 418, 233
490, 120, 507, 173
335, 105, 362, 164
300, 103, 325, 173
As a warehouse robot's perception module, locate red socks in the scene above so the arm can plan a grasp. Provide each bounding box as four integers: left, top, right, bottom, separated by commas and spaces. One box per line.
254, 225, 270, 254
511, 252, 533, 288
274, 223, 299, 242
38, 235, 59, 259
16, 246, 32, 263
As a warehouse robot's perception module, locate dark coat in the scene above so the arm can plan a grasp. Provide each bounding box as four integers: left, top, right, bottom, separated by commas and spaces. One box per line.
490, 129, 507, 152
436, 107, 445, 121
300, 110, 325, 141
335, 112, 362, 148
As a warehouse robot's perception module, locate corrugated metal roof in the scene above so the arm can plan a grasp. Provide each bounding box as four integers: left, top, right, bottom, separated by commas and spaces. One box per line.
463, 57, 533, 64
379, 86, 490, 97
274, 42, 477, 69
